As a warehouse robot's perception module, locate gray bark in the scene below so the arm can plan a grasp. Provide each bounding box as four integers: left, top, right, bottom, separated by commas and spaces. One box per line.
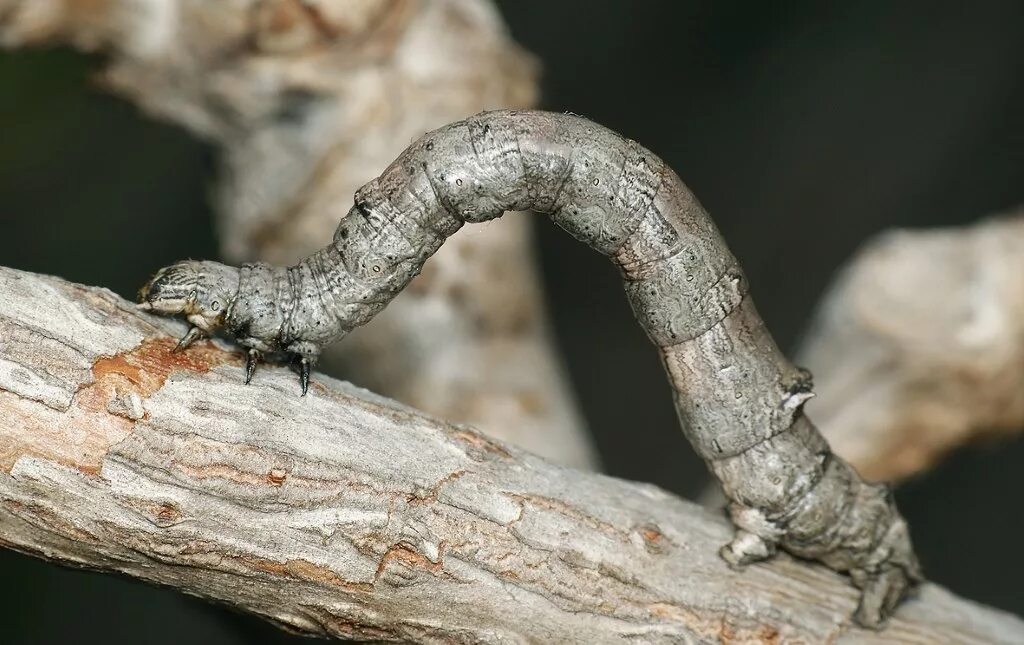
1, 266, 1021, 642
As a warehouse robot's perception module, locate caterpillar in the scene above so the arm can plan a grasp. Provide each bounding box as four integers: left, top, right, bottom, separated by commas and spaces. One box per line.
139, 109, 921, 627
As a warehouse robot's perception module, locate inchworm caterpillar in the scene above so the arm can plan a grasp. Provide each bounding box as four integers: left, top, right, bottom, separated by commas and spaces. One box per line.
139, 110, 921, 627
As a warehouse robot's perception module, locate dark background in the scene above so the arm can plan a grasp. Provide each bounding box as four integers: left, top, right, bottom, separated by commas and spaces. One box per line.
2, 1, 1023, 642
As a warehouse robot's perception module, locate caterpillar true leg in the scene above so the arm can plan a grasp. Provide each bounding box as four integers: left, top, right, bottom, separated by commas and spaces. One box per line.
720, 527, 776, 567
294, 355, 313, 396
244, 349, 260, 385
173, 326, 205, 352
139, 110, 921, 626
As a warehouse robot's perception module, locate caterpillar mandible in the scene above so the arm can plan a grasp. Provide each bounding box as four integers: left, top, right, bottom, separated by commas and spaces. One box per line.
139, 110, 921, 627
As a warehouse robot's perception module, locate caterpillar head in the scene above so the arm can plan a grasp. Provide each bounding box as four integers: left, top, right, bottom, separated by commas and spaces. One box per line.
139, 260, 240, 334
138, 260, 314, 394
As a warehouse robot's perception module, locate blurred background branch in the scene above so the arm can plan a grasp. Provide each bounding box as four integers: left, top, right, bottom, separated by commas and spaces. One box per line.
801, 211, 1024, 482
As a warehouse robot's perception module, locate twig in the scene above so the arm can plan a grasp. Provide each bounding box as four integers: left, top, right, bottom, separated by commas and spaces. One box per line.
2, 269, 1021, 643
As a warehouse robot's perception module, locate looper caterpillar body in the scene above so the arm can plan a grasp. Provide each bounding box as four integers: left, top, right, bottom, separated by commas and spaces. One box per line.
139, 110, 921, 627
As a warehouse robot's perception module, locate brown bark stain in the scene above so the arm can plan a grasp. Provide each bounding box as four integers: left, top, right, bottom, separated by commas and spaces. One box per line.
496, 569, 521, 582
444, 424, 511, 460
153, 502, 182, 528
161, 433, 397, 498
507, 493, 631, 544
215, 552, 373, 593
636, 523, 671, 555
90, 337, 228, 399
1, 337, 235, 475
642, 527, 663, 543
407, 469, 468, 505
297, 605, 399, 641
717, 623, 781, 645
283, 557, 373, 591
180, 540, 448, 595
648, 603, 783, 644
169, 460, 277, 487
373, 540, 448, 583
0, 499, 99, 543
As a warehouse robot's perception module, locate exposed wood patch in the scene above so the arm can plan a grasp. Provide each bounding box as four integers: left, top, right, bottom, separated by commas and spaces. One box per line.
1, 336, 235, 475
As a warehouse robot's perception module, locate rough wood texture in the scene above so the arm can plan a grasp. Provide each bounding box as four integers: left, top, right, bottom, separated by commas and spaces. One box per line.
0, 0, 598, 470
2, 267, 1022, 643
800, 212, 1024, 482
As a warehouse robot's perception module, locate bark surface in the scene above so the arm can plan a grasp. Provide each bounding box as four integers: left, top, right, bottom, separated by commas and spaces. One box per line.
3, 270, 1021, 644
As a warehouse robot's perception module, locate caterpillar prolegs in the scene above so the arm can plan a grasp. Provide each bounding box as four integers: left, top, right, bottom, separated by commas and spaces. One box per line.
139, 110, 921, 627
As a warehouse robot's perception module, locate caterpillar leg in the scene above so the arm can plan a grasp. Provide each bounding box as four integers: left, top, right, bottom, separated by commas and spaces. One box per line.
283, 342, 320, 396
718, 504, 780, 568
239, 348, 315, 395
244, 349, 260, 385
852, 565, 917, 629
720, 529, 776, 568
294, 356, 313, 396
237, 347, 311, 395
709, 425, 921, 629
846, 511, 921, 628
172, 326, 205, 352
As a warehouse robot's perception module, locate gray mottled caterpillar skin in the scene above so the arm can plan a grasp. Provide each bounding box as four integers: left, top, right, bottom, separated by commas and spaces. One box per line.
140, 110, 921, 627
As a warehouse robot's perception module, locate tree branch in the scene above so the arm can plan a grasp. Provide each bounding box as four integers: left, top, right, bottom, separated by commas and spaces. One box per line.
1, 266, 1020, 643
800, 211, 1024, 482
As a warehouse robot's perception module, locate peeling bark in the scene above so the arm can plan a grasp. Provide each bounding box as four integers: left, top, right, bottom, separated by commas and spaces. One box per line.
2, 267, 1022, 643
0, 0, 597, 470
800, 212, 1024, 482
